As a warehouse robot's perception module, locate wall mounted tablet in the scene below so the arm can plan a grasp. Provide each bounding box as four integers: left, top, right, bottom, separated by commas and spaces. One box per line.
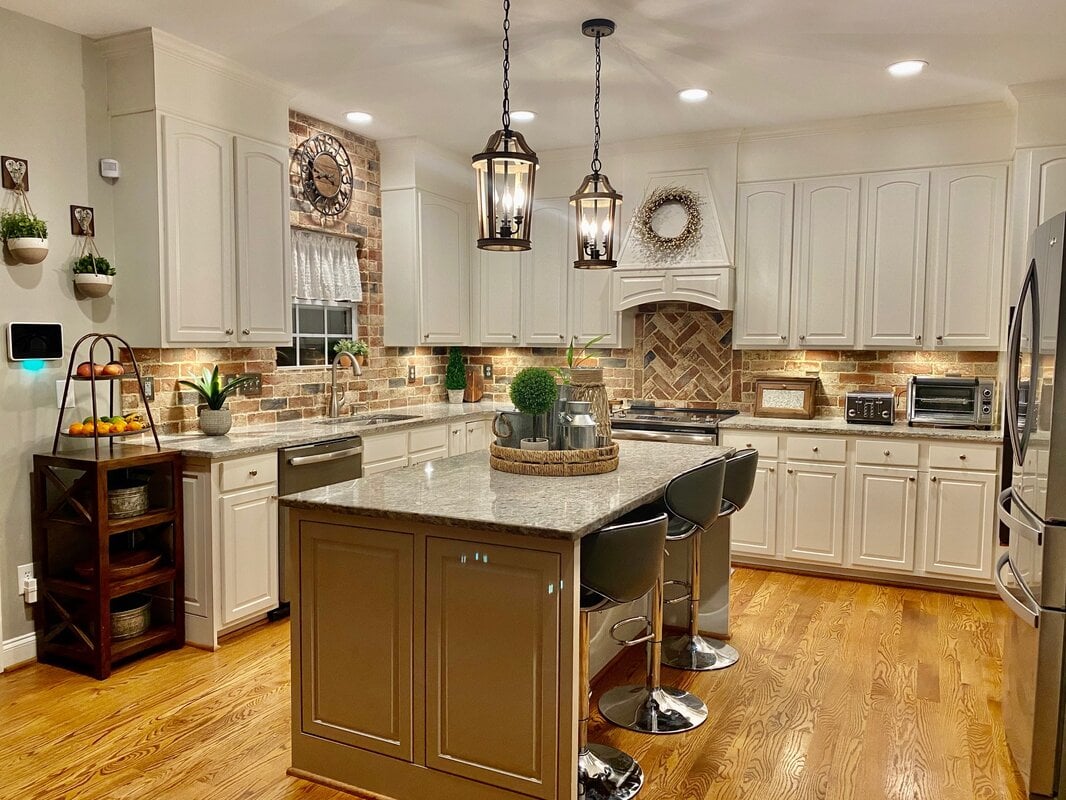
6, 322, 63, 361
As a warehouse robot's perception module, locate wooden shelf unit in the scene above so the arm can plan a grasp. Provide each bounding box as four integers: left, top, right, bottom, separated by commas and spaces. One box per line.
31, 445, 185, 679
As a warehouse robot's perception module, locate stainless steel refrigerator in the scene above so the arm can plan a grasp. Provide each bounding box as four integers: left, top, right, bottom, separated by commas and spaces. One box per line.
999, 210, 1066, 798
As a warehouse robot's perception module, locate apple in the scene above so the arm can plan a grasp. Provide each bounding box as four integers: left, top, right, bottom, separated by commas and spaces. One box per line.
76, 362, 93, 378
103, 362, 124, 376
93, 363, 107, 376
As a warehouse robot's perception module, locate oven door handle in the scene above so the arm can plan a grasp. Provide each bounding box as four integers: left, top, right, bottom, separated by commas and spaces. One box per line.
998, 487, 1044, 546
287, 446, 363, 466
994, 551, 1040, 629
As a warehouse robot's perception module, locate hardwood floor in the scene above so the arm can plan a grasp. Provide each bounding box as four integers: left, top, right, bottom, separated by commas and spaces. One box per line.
0, 568, 1024, 800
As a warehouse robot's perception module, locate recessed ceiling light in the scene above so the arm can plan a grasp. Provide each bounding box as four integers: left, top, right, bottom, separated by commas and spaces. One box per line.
678, 88, 709, 103
886, 60, 927, 78
510, 110, 536, 123
345, 111, 373, 124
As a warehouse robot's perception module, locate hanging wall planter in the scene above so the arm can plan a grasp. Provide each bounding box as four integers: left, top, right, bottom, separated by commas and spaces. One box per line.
71, 209, 116, 299
1, 159, 48, 264
73, 272, 114, 298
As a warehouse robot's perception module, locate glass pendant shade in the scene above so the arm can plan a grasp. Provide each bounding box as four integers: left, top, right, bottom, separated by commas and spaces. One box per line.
473, 129, 539, 252
571, 172, 621, 269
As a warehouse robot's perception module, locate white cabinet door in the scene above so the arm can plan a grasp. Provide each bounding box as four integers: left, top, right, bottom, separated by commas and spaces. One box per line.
448, 422, 467, 457
522, 200, 571, 347
363, 431, 408, 476
570, 269, 619, 347
220, 485, 279, 624
859, 171, 930, 349
418, 191, 469, 345
923, 468, 996, 580
182, 470, 212, 622
729, 459, 778, 557
783, 461, 846, 565
162, 116, 235, 344
928, 165, 1007, 350
793, 176, 860, 348
478, 250, 521, 345
1026, 146, 1066, 234
848, 465, 918, 572
735, 182, 794, 348
465, 420, 489, 452
234, 136, 292, 345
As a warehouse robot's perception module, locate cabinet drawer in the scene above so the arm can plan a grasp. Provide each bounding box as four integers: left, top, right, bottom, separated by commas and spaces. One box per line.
928, 444, 998, 472
408, 424, 448, 455
363, 431, 408, 467
721, 430, 779, 459
855, 439, 920, 467
219, 452, 277, 492
785, 436, 846, 463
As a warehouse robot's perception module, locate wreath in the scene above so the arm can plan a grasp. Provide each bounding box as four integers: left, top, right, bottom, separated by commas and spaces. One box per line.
631, 185, 703, 257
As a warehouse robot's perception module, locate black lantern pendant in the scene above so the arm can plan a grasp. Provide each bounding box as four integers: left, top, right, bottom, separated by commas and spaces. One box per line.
472, 0, 538, 252
571, 19, 622, 270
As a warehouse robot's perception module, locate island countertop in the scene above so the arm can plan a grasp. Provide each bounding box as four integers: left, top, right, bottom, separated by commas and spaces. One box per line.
280, 439, 733, 540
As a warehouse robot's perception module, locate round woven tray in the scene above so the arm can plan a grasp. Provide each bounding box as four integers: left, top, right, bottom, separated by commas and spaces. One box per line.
489, 442, 619, 476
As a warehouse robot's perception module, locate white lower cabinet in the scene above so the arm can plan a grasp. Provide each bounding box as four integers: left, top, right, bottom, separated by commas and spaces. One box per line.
922, 468, 996, 580
220, 485, 279, 625
730, 459, 778, 556
782, 461, 847, 565
847, 465, 917, 572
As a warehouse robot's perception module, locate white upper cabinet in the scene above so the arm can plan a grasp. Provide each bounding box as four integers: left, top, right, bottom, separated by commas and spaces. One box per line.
571, 270, 622, 348
234, 137, 292, 344
521, 200, 571, 347
928, 165, 1007, 350
477, 249, 522, 345
859, 171, 930, 349
793, 176, 861, 348
162, 116, 236, 344
734, 182, 794, 348
418, 192, 469, 345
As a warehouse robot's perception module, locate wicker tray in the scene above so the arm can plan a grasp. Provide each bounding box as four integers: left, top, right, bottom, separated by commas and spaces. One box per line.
489, 442, 619, 477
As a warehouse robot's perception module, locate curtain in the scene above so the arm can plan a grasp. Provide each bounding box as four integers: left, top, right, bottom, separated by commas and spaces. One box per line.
291, 228, 363, 302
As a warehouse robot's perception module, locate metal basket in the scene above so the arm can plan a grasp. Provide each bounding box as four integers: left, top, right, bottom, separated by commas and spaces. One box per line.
111, 594, 151, 640
108, 482, 149, 519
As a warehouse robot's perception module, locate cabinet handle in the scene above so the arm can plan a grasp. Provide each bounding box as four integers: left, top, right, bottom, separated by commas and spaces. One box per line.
909, 476, 916, 482
424, 334, 430, 340
780, 335, 787, 341
768, 467, 775, 473
936, 335, 944, 342
931, 476, 939, 483
745, 443, 752, 448
799, 335, 806, 342
959, 454, 967, 460
225, 328, 234, 335
242, 328, 250, 336
559, 334, 565, 340
915, 335, 922, 344
812, 446, 819, 453
512, 333, 517, 339
884, 450, 891, 456
249, 469, 258, 477
787, 468, 794, 474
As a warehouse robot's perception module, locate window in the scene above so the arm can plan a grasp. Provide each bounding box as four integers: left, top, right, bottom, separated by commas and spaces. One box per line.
276, 301, 357, 368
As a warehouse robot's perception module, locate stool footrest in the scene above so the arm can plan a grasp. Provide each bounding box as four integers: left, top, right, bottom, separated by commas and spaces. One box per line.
609, 615, 654, 646
662, 579, 691, 605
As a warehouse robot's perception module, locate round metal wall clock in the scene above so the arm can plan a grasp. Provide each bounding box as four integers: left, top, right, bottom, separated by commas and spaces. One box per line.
294, 133, 353, 217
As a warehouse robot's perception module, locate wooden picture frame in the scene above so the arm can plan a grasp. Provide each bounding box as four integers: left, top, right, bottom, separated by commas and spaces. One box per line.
753, 376, 820, 419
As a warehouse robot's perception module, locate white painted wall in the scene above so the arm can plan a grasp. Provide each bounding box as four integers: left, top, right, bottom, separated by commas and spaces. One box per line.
0, 8, 115, 654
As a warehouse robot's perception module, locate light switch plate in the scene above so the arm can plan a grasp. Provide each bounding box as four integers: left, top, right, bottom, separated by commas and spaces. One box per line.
408, 365, 417, 382
483, 364, 493, 379
56, 380, 75, 409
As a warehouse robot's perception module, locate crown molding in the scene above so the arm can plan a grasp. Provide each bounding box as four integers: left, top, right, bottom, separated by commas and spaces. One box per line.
1009, 79, 1066, 101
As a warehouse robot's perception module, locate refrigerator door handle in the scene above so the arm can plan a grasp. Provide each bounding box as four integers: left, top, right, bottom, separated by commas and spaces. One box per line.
994, 551, 1040, 628
1006, 258, 1039, 465
998, 488, 1045, 546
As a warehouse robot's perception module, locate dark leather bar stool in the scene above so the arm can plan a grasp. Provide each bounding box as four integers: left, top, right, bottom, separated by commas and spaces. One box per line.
599, 458, 727, 734
578, 511, 668, 799
662, 448, 759, 672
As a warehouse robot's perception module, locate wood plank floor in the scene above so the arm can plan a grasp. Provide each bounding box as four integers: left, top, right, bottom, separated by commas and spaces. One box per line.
0, 568, 1025, 800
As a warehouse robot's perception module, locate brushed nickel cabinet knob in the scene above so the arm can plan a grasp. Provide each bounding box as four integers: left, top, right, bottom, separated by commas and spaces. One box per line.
931, 476, 939, 483
787, 468, 794, 474
242, 328, 250, 336
225, 328, 234, 335
909, 476, 916, 482
884, 450, 891, 456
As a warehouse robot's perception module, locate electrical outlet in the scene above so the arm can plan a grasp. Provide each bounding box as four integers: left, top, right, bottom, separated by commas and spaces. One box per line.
483, 364, 493, 379
16, 563, 34, 597
238, 372, 262, 396
408, 365, 417, 382
141, 375, 155, 402
55, 381, 75, 409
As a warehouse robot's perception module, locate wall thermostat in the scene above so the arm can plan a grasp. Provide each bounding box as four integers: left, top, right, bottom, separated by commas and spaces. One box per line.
99, 158, 120, 179
7, 322, 64, 362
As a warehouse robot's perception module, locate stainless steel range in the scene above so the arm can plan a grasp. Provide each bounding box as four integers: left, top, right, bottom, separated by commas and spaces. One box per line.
609, 402, 739, 445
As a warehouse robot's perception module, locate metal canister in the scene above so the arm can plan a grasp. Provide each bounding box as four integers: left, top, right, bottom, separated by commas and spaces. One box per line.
549, 383, 572, 449
562, 400, 598, 450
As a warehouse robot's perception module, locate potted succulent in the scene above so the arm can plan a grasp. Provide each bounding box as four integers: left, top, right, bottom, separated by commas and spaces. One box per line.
72, 253, 116, 298
0, 210, 49, 264
446, 346, 466, 404
178, 366, 254, 436
509, 366, 559, 448
558, 335, 607, 385
333, 339, 369, 367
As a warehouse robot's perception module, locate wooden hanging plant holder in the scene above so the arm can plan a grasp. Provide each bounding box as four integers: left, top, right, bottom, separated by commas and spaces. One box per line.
0, 157, 49, 265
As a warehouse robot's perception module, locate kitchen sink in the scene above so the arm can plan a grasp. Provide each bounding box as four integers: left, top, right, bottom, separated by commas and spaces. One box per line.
313, 413, 421, 426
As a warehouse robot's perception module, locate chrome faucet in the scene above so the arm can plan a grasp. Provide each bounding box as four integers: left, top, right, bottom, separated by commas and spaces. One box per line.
329, 351, 363, 418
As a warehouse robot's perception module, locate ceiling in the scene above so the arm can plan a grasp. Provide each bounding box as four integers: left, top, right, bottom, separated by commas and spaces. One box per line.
5, 0, 1066, 152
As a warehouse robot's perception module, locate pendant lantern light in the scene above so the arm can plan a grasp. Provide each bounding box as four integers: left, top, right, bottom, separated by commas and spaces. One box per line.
571, 19, 622, 269
472, 0, 538, 252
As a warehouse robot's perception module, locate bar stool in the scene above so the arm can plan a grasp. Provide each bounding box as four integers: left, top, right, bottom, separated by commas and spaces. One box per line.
662, 448, 759, 672
599, 458, 727, 734
578, 511, 668, 799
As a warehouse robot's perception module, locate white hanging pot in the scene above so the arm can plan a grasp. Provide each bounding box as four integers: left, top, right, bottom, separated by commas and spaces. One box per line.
74, 273, 114, 298
7, 237, 48, 265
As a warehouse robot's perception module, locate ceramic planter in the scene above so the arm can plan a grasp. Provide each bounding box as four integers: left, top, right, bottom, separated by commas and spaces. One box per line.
337, 352, 366, 368
199, 407, 232, 436
447, 389, 465, 404
74, 273, 114, 298
7, 237, 48, 265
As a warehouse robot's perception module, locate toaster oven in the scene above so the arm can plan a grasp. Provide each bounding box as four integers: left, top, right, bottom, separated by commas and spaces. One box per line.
906, 376, 995, 428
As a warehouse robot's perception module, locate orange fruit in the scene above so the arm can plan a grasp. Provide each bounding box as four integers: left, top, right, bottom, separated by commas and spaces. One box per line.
83, 423, 95, 435
127, 421, 143, 432
112, 421, 127, 434
97, 422, 112, 435
69, 422, 84, 436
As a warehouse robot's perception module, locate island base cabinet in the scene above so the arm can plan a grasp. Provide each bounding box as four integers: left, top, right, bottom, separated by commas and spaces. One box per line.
425, 538, 561, 800
299, 522, 413, 760
782, 462, 846, 565
922, 468, 996, 580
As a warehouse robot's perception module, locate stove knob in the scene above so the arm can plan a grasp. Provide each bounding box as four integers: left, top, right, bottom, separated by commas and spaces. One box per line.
848, 409, 856, 417
881, 410, 890, 418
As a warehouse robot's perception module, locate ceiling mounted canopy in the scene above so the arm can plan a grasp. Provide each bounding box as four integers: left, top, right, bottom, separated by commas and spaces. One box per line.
571, 18, 622, 270
472, 0, 539, 252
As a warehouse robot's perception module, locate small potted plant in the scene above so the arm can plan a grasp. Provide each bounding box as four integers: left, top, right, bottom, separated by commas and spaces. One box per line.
0, 210, 48, 264
178, 366, 254, 436
333, 339, 369, 367
72, 253, 116, 298
446, 346, 466, 404
509, 367, 559, 448
559, 335, 607, 385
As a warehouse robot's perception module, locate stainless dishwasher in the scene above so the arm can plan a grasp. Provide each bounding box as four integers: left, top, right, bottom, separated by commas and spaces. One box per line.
272, 436, 363, 619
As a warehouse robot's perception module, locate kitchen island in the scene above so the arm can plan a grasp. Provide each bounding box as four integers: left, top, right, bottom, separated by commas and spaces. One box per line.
280, 439, 733, 800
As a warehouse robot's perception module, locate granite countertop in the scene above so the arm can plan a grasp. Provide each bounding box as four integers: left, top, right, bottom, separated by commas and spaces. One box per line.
154, 402, 504, 459
280, 439, 734, 540
718, 414, 1003, 443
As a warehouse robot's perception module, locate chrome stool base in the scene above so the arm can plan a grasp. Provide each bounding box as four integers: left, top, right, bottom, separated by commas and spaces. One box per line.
599, 685, 708, 734
578, 742, 644, 800
662, 633, 740, 672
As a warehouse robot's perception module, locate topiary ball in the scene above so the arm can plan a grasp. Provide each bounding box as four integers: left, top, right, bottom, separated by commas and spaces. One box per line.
509, 367, 558, 415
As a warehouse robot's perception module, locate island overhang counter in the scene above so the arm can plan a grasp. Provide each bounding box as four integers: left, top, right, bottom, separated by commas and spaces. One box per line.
280, 439, 734, 800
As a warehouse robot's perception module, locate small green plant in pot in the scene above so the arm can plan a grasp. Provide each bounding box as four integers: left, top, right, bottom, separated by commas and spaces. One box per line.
0, 210, 49, 264
72, 254, 116, 298
178, 366, 255, 436
509, 367, 558, 448
333, 339, 369, 367
446, 347, 467, 404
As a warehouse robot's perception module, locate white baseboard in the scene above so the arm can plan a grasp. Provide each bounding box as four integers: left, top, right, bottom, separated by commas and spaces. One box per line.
2, 632, 36, 670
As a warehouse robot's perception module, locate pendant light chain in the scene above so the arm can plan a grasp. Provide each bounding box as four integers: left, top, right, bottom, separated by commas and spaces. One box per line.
501, 0, 512, 131
591, 31, 602, 175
